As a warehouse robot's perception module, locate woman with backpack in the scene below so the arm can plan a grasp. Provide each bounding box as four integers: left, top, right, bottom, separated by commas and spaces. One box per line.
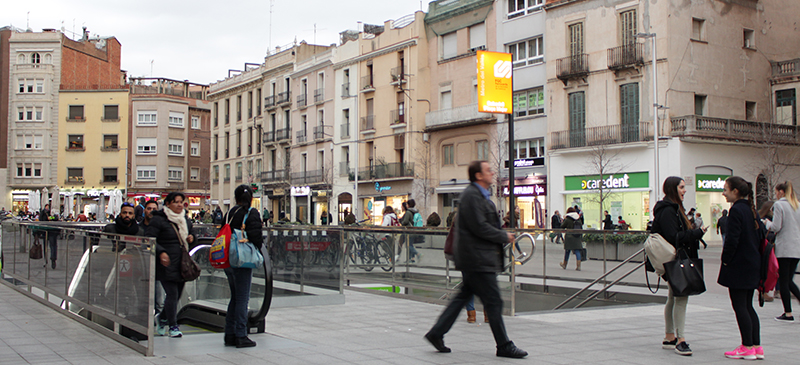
222, 185, 263, 348
651, 176, 706, 356
560, 207, 583, 271
765, 182, 800, 323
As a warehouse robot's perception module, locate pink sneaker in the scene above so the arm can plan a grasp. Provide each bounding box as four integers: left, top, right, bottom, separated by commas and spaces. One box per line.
754, 346, 764, 360
725, 345, 756, 360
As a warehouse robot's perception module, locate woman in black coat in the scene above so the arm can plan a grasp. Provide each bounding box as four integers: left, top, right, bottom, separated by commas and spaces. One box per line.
719, 177, 763, 360
145, 192, 194, 338
223, 185, 263, 348
651, 177, 706, 356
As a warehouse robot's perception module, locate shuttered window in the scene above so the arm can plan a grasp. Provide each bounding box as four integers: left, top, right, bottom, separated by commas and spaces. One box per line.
620, 83, 640, 142
620, 10, 637, 45
568, 92, 586, 147
568, 23, 584, 56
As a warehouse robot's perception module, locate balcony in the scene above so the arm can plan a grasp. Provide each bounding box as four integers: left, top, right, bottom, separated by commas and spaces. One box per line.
339, 161, 350, 177
341, 123, 351, 139
425, 103, 494, 131
361, 75, 374, 92
360, 115, 375, 132
390, 66, 406, 85
296, 130, 307, 143
313, 125, 325, 140
263, 131, 276, 143
549, 122, 653, 150
260, 169, 287, 183
224, 177, 231, 182
341, 83, 351, 98
276, 91, 291, 105
771, 58, 800, 83
235, 174, 242, 182
65, 176, 84, 185
297, 94, 307, 108
349, 162, 415, 181
390, 110, 405, 126
670, 115, 800, 145
265, 95, 276, 108
66, 116, 84, 122
275, 128, 290, 142
291, 169, 324, 185
314, 88, 324, 104
556, 54, 589, 84
607, 44, 644, 71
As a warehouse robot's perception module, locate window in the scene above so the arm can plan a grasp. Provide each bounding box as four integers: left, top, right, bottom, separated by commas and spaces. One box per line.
441, 90, 452, 110
442, 32, 457, 59
235, 162, 243, 181
67, 168, 83, 183
169, 112, 184, 128
745, 101, 757, 121
620, 83, 640, 142
137, 138, 157, 154
213, 165, 219, 181
469, 23, 486, 50
569, 91, 586, 147
236, 129, 242, 156
514, 87, 545, 117
31, 53, 41, 64
694, 94, 707, 116
443, 144, 454, 165
743, 29, 755, 49
191, 141, 200, 156
509, 36, 544, 68
190, 167, 200, 181
256, 159, 262, 175
16, 106, 43, 122
569, 23, 584, 56
103, 105, 119, 120
17, 78, 44, 93
513, 138, 545, 159
237, 95, 242, 121
68, 135, 84, 150
69, 105, 84, 120
620, 10, 637, 45
103, 134, 119, 149
16, 134, 43, 150
508, 0, 543, 19
168, 167, 183, 181
17, 54, 25, 64
191, 116, 200, 129
225, 164, 231, 180
168, 139, 184, 156
17, 163, 42, 178
692, 18, 705, 41
137, 166, 156, 180
36, 80, 44, 93
137, 111, 157, 126
776, 89, 796, 125
476, 140, 489, 160
103, 168, 118, 183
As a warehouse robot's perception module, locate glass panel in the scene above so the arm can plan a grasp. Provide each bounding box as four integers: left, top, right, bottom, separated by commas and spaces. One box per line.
89, 236, 117, 313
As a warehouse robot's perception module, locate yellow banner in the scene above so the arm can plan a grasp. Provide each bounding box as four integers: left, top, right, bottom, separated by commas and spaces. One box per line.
477, 51, 513, 114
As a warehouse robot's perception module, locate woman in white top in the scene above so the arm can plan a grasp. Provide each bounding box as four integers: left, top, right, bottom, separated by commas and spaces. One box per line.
765, 181, 800, 322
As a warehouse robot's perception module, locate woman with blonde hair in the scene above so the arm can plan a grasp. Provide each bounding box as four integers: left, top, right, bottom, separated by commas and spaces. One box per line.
765, 181, 800, 323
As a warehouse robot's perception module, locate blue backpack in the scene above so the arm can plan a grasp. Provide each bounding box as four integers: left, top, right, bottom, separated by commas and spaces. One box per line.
413, 212, 423, 227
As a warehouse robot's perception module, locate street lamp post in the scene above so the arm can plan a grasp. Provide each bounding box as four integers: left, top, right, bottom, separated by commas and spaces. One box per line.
637, 32, 660, 202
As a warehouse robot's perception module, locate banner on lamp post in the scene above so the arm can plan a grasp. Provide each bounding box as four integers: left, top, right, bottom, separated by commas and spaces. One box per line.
477, 50, 513, 114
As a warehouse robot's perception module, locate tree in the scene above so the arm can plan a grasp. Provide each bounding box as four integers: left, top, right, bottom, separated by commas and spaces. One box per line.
488, 121, 509, 213
748, 123, 800, 204
412, 134, 433, 214
583, 143, 629, 228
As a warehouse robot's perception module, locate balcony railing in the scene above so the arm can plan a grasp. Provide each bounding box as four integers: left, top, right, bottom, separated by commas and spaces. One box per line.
341, 123, 351, 139
275, 128, 290, 141
339, 162, 351, 177
390, 66, 406, 83
291, 169, 324, 185
265, 95, 276, 108
425, 102, 494, 130
360, 115, 375, 131
670, 115, 800, 145
361, 75, 374, 91
607, 44, 644, 70
390, 110, 405, 125
556, 54, 589, 81
224, 177, 230, 182
296, 130, 307, 143
771, 58, 800, 79
297, 94, 307, 108
277, 91, 291, 104
348, 162, 415, 181
314, 88, 324, 104
260, 169, 287, 182
263, 131, 275, 143
313, 125, 325, 140
549, 122, 653, 150
341, 83, 351, 97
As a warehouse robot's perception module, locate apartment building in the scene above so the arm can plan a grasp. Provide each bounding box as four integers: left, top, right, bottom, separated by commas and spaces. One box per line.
544, 0, 800, 235
331, 32, 361, 224
0, 27, 12, 210
129, 78, 211, 214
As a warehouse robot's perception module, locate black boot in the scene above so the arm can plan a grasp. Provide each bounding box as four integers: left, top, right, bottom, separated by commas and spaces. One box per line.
424, 332, 451, 353
224, 334, 236, 346
497, 341, 528, 358
51, 260, 56, 269
235, 336, 256, 348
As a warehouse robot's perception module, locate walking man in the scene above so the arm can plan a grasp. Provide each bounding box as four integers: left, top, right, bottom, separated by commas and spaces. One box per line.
424, 160, 528, 358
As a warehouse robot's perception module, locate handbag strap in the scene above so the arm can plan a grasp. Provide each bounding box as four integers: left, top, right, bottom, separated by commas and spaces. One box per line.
226, 206, 251, 228
170, 223, 188, 251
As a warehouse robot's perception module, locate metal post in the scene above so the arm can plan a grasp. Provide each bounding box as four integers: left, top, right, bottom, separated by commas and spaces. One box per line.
508, 111, 516, 316
652, 34, 659, 202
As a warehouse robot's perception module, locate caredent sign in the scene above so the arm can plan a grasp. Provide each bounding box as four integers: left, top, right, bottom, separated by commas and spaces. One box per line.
580, 174, 631, 190
695, 174, 731, 192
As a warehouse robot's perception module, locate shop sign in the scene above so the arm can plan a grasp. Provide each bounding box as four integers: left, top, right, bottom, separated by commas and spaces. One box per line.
223, 199, 230, 205
291, 186, 311, 196
375, 182, 391, 193
210, 199, 219, 205
273, 188, 285, 196
502, 184, 546, 196
316, 191, 327, 197
477, 51, 513, 114
564, 172, 649, 191
696, 174, 730, 192
188, 197, 201, 206
504, 158, 544, 168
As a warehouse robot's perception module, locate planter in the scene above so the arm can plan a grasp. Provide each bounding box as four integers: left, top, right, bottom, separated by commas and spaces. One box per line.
583, 232, 647, 262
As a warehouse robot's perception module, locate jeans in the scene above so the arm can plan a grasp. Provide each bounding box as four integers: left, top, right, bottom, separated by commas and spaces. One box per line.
161, 280, 185, 327
777, 258, 800, 314
729, 288, 760, 346
154, 280, 165, 325
664, 286, 688, 339
466, 296, 475, 311
224, 267, 253, 338
563, 249, 581, 263
428, 271, 511, 347
47, 231, 58, 262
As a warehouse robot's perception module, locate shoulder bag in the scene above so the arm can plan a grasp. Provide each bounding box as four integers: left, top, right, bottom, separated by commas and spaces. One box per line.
171, 223, 200, 281
663, 248, 706, 297
228, 208, 264, 269
643, 233, 675, 276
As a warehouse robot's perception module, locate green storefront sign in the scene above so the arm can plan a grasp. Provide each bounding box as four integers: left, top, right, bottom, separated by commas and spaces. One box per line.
696, 174, 730, 192
565, 172, 649, 191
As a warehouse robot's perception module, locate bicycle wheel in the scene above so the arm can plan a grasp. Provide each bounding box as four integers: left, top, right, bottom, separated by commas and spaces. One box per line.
378, 239, 394, 272
358, 238, 374, 272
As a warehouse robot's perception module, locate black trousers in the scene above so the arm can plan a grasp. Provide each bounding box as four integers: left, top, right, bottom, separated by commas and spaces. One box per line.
161, 280, 185, 327
428, 271, 511, 347
728, 288, 760, 346
777, 258, 800, 314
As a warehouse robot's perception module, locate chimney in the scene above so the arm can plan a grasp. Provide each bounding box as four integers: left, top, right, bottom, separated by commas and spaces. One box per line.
82, 26, 88, 41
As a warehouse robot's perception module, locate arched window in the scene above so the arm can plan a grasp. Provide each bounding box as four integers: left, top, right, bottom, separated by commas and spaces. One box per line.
44, 54, 52, 64
31, 53, 41, 64
17, 54, 25, 64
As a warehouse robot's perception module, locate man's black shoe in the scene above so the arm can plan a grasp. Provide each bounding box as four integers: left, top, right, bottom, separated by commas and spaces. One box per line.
224, 334, 236, 346
424, 332, 451, 353
235, 336, 256, 348
497, 342, 528, 358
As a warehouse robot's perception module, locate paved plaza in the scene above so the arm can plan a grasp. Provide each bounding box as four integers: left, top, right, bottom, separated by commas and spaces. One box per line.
2, 247, 800, 364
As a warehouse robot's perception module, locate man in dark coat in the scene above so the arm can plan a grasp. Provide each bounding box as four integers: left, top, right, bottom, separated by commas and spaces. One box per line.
551, 211, 563, 243
103, 203, 143, 251
424, 161, 527, 359
135, 197, 146, 223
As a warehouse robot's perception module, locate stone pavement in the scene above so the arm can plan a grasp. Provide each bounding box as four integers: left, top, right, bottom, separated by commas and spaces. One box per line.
3, 247, 800, 364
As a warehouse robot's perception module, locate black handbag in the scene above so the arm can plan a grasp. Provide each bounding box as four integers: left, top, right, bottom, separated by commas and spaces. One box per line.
171, 224, 200, 281
663, 249, 706, 296
29, 241, 43, 260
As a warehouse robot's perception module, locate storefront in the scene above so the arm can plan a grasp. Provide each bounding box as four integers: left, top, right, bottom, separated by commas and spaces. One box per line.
313, 190, 332, 225
291, 186, 311, 223
563, 172, 650, 230
358, 181, 411, 225
695, 172, 731, 242
502, 176, 547, 229
11, 191, 30, 214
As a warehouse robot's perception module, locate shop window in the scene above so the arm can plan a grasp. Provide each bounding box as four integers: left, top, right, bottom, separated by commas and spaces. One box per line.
68, 135, 84, 150
69, 105, 84, 120
103, 168, 118, 183
103, 105, 119, 120
103, 134, 119, 150
443, 144, 454, 165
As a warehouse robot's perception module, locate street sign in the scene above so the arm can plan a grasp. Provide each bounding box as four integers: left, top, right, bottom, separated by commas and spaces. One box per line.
477, 51, 513, 114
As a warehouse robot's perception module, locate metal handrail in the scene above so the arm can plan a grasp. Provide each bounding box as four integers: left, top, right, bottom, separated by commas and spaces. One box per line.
553, 247, 645, 310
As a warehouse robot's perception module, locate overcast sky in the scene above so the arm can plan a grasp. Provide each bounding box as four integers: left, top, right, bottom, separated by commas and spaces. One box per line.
3, 0, 429, 84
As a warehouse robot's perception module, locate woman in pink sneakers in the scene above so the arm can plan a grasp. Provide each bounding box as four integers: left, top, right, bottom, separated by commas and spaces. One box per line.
718, 177, 763, 360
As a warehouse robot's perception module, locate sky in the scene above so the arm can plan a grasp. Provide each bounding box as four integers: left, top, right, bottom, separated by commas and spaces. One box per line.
3, 0, 430, 84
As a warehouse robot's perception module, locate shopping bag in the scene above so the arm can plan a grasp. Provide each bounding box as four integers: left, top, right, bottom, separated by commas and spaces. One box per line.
663, 249, 706, 296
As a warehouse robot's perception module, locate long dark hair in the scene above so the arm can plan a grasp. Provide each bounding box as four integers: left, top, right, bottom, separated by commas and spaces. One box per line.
662, 176, 692, 228
726, 176, 759, 229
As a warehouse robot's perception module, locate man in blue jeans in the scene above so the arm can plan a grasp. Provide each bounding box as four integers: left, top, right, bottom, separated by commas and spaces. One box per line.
424, 161, 528, 358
